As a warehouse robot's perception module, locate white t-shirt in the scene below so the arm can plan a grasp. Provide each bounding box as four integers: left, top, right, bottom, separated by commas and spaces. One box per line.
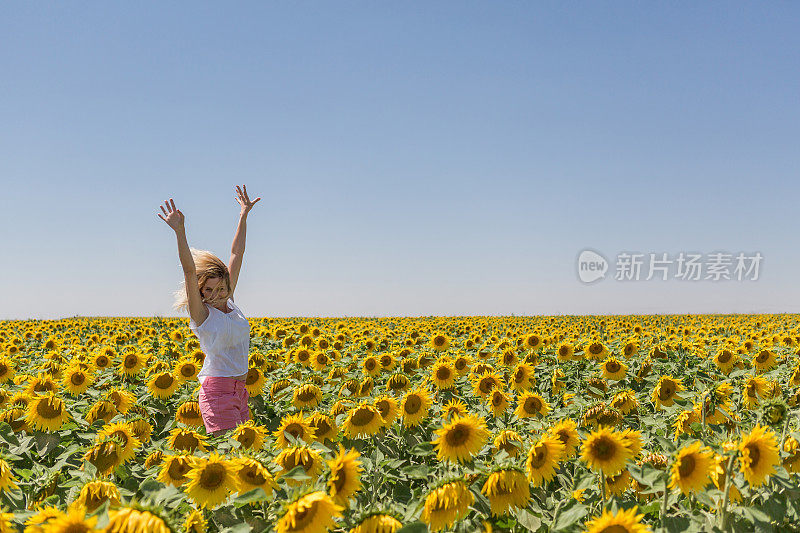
188, 297, 250, 384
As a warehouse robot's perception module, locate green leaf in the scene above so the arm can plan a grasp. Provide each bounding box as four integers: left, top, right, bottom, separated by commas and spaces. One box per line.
553, 502, 588, 530
234, 487, 267, 506
396, 522, 427, 533
515, 509, 542, 531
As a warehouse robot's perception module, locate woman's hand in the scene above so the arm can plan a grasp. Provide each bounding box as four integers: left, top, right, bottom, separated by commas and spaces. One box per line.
157, 198, 185, 232
235, 184, 261, 215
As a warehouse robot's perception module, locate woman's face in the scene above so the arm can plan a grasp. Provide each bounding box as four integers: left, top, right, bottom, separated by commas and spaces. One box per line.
201, 277, 228, 305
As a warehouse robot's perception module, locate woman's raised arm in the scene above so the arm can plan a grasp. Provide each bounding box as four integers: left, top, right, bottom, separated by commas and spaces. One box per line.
158, 198, 208, 325
228, 185, 261, 295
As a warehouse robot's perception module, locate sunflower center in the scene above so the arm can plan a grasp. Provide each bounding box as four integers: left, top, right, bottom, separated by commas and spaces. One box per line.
168, 458, 191, 480
598, 526, 630, 533
525, 397, 542, 414
590, 344, 603, 354
199, 463, 226, 490
351, 407, 377, 426
376, 400, 390, 418
606, 362, 620, 373
745, 444, 761, 468
36, 397, 62, 419
181, 364, 196, 377
479, 378, 496, 394
236, 428, 256, 448
70, 373, 85, 386
297, 388, 316, 401
96, 356, 110, 367
756, 351, 769, 363
155, 374, 174, 389
445, 424, 470, 447
241, 466, 266, 485
284, 423, 304, 439
718, 351, 732, 363
591, 436, 616, 461
659, 384, 675, 401
434, 336, 446, 346
404, 395, 421, 415
436, 367, 451, 381
529, 444, 548, 468
292, 501, 318, 529
678, 454, 696, 478
124, 355, 139, 368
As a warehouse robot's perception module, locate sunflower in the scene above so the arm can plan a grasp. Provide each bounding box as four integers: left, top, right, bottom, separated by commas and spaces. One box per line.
601, 357, 628, 381
168, 427, 209, 452
738, 424, 780, 487
525, 433, 565, 487
580, 427, 635, 476
673, 409, 700, 439
105, 507, 171, 533
308, 412, 339, 442
275, 413, 317, 448
374, 395, 400, 426
784, 436, 800, 473
605, 469, 631, 497
327, 445, 363, 505
430, 333, 450, 352
610, 389, 639, 415
551, 368, 566, 394
24, 372, 57, 395
276, 491, 344, 533
487, 389, 510, 417
440, 398, 468, 420
493, 429, 525, 458
753, 349, 778, 373
184, 453, 238, 509
26, 392, 70, 432
548, 419, 581, 458
651, 376, 684, 409
144, 450, 163, 469
351, 513, 403, 533
557, 344, 575, 362
386, 373, 411, 393
508, 363, 535, 392
0, 459, 19, 493
668, 441, 714, 495
400, 388, 432, 427
95, 422, 142, 464
232, 456, 277, 497
453, 355, 471, 376
157, 454, 194, 486
1, 407, 29, 433
430, 359, 456, 390
585, 341, 609, 361
515, 392, 550, 419
291, 384, 322, 410
243, 367, 266, 396
0, 357, 16, 384
39, 507, 98, 532
22, 505, 65, 531
61, 366, 94, 395
743, 375, 769, 408
481, 468, 531, 516
432, 414, 490, 464
271, 378, 292, 400
362, 356, 380, 377
583, 506, 650, 533
472, 372, 504, 398
174, 358, 200, 381
420, 480, 473, 532
176, 401, 204, 428
710, 453, 742, 503
84, 440, 123, 477
183, 508, 207, 533
713, 349, 738, 374
73, 479, 121, 512
106, 388, 135, 414
147, 372, 180, 399
274, 445, 323, 486
119, 350, 146, 376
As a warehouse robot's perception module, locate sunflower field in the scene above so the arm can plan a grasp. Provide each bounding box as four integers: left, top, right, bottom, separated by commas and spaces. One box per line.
0, 314, 799, 533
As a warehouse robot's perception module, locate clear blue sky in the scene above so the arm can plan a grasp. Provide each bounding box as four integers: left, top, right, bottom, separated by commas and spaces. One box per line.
2, 2, 799, 319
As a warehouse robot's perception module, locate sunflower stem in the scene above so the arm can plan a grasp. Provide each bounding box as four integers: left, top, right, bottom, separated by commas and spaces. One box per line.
718, 453, 737, 532
660, 477, 670, 532
600, 471, 606, 511
779, 409, 792, 449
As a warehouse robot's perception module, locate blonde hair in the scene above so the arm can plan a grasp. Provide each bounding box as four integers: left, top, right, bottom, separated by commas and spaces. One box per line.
172, 248, 231, 313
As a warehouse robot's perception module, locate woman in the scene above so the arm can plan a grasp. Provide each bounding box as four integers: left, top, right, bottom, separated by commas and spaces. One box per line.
158, 185, 261, 437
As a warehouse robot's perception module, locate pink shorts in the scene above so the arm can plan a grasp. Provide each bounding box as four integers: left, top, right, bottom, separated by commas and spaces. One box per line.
198, 377, 251, 434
